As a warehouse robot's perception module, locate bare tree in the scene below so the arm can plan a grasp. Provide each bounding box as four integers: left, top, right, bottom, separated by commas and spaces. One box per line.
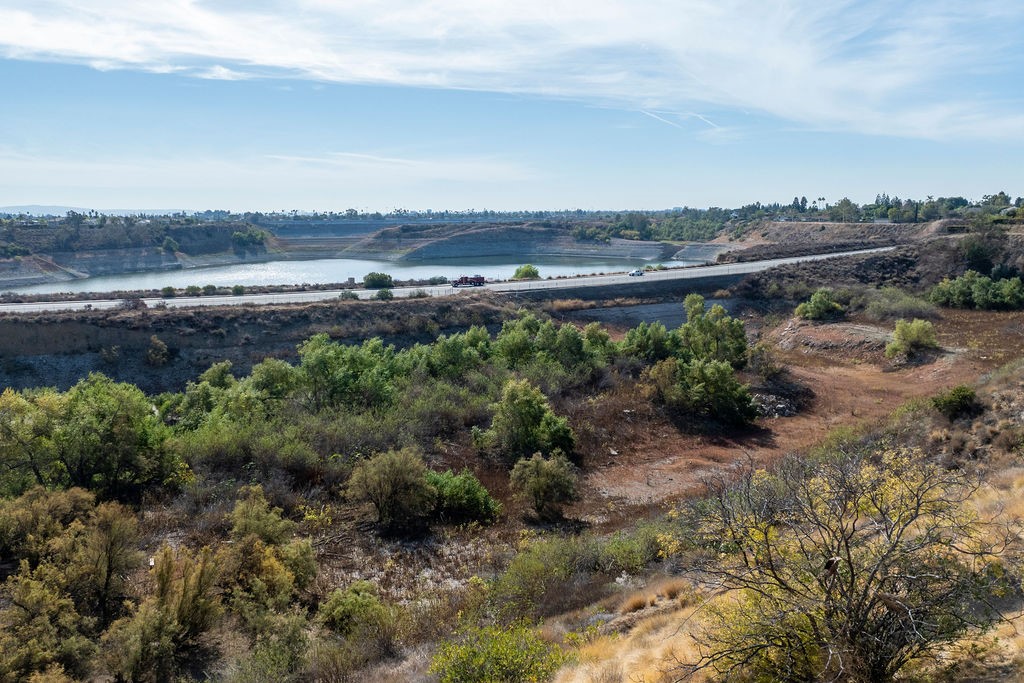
675, 449, 1019, 682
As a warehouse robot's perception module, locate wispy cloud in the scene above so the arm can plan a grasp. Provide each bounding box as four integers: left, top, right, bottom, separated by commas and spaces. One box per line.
265, 151, 533, 183
1, 0, 1022, 140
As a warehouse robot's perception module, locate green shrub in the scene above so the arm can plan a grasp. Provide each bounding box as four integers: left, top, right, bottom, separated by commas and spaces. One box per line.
160, 286, 176, 298
232, 284, 246, 295
795, 288, 843, 320
363, 272, 394, 289
0, 564, 96, 680
620, 321, 673, 362
483, 379, 576, 464
184, 285, 202, 296
317, 581, 386, 636
103, 546, 220, 682
426, 469, 501, 524
229, 484, 295, 545
346, 448, 435, 532
862, 287, 937, 321
373, 287, 394, 300
747, 342, 781, 380
512, 264, 540, 280
409, 289, 430, 298
0, 487, 95, 564
885, 318, 939, 359
931, 385, 978, 420
337, 290, 358, 300
146, 335, 169, 366
649, 358, 756, 425
930, 271, 1024, 310
431, 623, 568, 683
230, 609, 308, 682
510, 452, 579, 520
677, 294, 748, 367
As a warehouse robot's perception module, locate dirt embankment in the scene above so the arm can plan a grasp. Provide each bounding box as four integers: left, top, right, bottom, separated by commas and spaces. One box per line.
342, 223, 672, 261
0, 294, 513, 393
0, 222, 677, 289
568, 308, 1023, 522
715, 219, 956, 263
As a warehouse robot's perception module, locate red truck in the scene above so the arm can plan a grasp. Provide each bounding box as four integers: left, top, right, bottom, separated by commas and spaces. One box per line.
452, 274, 486, 287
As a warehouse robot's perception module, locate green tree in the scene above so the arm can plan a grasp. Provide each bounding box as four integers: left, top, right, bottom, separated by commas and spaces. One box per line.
363, 271, 394, 288
512, 264, 540, 280
53, 374, 178, 500
347, 448, 436, 532
0, 388, 65, 492
296, 335, 397, 411
682, 449, 1015, 683
621, 321, 673, 362
650, 358, 756, 425
677, 294, 748, 367
483, 379, 575, 464
510, 452, 578, 520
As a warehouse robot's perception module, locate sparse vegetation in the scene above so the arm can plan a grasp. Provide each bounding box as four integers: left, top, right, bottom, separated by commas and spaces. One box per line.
931, 384, 978, 421
680, 449, 1017, 682
885, 318, 939, 359
795, 287, 844, 320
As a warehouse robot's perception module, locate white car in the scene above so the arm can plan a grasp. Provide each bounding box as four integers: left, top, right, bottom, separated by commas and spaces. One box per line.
628, 269, 644, 277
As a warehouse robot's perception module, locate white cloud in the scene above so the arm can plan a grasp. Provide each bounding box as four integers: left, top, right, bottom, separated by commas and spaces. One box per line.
1, 0, 1022, 140
197, 64, 251, 80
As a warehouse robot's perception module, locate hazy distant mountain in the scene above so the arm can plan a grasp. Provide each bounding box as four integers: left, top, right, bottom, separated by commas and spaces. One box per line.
0, 205, 184, 216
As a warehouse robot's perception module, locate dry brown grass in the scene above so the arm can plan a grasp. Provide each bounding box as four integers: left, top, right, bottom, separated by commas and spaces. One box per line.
650, 578, 689, 602
555, 600, 714, 683
546, 298, 597, 313
619, 593, 650, 614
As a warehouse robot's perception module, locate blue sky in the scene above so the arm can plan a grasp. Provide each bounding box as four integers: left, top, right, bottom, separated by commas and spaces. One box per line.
1, 0, 1022, 212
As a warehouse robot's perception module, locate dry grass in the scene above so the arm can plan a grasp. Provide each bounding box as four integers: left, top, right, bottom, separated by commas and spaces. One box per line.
651, 578, 689, 602
619, 594, 650, 614
555, 600, 713, 683
547, 298, 598, 313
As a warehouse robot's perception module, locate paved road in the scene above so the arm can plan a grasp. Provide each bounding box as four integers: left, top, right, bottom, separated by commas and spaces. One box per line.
0, 247, 893, 314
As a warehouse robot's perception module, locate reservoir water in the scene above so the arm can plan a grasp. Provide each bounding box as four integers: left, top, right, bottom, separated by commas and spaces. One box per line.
8, 254, 712, 295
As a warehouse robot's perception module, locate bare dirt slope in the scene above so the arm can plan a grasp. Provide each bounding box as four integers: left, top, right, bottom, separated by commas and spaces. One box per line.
569, 310, 1024, 523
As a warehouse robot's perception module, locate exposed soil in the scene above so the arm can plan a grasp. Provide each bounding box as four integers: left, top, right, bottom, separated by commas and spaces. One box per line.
566, 309, 1024, 525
